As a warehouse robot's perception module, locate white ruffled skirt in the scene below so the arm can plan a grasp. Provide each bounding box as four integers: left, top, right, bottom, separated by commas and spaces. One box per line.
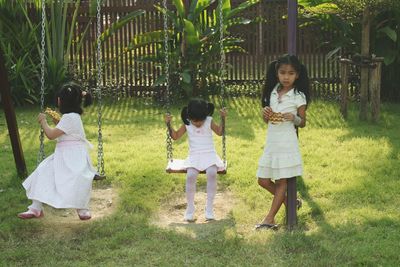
257, 122, 303, 179
184, 151, 225, 172
22, 142, 96, 209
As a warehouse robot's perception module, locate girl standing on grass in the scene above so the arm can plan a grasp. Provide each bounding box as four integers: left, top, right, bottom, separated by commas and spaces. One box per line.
255, 54, 310, 230
165, 99, 226, 222
18, 82, 97, 221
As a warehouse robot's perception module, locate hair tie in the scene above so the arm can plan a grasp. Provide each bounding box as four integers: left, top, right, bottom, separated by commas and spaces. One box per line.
82, 91, 87, 97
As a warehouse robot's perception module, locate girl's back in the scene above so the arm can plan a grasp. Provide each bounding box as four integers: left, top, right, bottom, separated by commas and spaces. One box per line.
56, 113, 86, 142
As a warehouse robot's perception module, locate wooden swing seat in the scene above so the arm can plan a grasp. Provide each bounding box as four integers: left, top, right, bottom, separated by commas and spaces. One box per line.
166, 159, 227, 174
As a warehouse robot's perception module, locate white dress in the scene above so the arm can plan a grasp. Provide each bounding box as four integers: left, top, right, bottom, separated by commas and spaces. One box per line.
183, 116, 225, 171
257, 85, 307, 179
22, 113, 96, 209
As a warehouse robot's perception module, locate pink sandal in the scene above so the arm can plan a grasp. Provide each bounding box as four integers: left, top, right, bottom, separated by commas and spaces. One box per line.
17, 208, 44, 219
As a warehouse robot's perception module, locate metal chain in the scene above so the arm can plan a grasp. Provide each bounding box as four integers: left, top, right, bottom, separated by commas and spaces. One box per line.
218, 0, 227, 166
163, 0, 173, 162
96, 0, 105, 175
37, 0, 46, 165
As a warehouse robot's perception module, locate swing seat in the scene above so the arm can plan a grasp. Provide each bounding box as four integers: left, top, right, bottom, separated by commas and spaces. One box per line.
166, 159, 227, 174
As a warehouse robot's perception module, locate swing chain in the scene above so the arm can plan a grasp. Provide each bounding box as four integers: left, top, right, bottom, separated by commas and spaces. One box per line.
218, 0, 227, 165
96, 0, 105, 175
163, 0, 173, 162
37, 0, 46, 165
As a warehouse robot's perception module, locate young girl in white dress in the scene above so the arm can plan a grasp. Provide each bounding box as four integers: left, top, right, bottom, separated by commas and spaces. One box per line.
18, 82, 97, 220
165, 99, 227, 222
256, 55, 310, 230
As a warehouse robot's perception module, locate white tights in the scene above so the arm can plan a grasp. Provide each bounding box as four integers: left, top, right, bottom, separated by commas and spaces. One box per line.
186, 165, 217, 214
28, 200, 43, 211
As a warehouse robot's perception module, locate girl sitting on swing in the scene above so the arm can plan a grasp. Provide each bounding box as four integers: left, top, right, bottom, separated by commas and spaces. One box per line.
18, 82, 97, 220
165, 98, 227, 222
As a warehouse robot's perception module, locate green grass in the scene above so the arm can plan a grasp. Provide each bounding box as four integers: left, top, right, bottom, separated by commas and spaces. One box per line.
1, 97, 400, 266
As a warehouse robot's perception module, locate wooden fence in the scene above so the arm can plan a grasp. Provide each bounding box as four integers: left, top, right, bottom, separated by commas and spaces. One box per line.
65, 0, 347, 98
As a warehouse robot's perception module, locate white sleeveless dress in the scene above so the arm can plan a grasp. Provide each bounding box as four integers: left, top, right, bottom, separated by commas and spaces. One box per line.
22, 113, 96, 209
257, 85, 307, 179
183, 116, 225, 171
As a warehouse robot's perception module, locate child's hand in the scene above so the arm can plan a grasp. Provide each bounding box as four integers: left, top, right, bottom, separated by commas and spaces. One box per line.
282, 113, 295, 121
37, 113, 47, 124
220, 108, 227, 118
262, 106, 273, 120
52, 118, 60, 125
164, 113, 172, 124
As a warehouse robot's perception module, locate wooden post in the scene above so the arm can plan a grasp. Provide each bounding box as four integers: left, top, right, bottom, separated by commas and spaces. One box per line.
339, 58, 350, 118
359, 7, 371, 121
286, 0, 298, 230
0, 48, 27, 177
370, 57, 383, 122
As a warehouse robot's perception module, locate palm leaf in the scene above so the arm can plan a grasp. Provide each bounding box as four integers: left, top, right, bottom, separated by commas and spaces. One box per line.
99, 10, 145, 43
226, 0, 260, 19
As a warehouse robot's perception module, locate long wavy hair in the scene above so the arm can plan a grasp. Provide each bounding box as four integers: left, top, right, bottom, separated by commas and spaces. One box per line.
261, 54, 310, 108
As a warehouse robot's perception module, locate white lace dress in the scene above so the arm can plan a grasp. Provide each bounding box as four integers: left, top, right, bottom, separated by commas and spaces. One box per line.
183, 116, 225, 171
22, 113, 96, 209
257, 86, 307, 179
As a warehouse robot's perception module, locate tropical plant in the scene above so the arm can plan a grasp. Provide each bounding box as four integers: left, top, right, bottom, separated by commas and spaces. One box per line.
0, 1, 41, 105
298, 0, 400, 101
128, 0, 260, 99
40, 0, 145, 103
1, 0, 145, 105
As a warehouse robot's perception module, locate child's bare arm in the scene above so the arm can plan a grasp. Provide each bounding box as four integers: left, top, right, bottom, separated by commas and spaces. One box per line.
170, 125, 186, 140
262, 106, 273, 124
296, 105, 307, 128
282, 105, 307, 128
211, 108, 227, 136
38, 113, 64, 140
165, 113, 186, 140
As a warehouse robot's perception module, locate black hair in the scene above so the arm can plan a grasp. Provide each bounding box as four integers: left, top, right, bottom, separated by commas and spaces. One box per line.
181, 98, 214, 125
56, 81, 93, 114
261, 54, 310, 108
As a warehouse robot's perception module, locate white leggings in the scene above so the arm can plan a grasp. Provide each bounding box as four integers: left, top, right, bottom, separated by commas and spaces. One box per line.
29, 200, 43, 211
186, 165, 217, 213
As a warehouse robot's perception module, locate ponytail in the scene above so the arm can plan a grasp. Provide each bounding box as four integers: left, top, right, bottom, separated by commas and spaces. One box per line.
82, 91, 93, 107
262, 60, 279, 107
295, 64, 311, 106
207, 102, 215, 116
181, 106, 190, 125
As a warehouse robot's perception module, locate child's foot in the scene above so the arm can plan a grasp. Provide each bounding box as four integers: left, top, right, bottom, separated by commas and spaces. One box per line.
77, 209, 91, 220
205, 207, 215, 221
255, 223, 279, 231
17, 208, 43, 219
184, 208, 195, 222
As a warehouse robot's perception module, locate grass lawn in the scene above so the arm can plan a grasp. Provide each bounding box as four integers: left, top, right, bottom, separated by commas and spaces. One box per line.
1, 97, 399, 266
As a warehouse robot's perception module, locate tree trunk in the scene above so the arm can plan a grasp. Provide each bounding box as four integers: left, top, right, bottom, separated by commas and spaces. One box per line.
0, 48, 27, 177
359, 6, 371, 121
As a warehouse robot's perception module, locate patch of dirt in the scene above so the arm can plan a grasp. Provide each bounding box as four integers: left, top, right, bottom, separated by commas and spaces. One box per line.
152, 189, 237, 237
39, 186, 117, 237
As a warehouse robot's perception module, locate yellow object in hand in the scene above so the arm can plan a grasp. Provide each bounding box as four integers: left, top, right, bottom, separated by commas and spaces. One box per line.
44, 107, 61, 122
269, 112, 285, 124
